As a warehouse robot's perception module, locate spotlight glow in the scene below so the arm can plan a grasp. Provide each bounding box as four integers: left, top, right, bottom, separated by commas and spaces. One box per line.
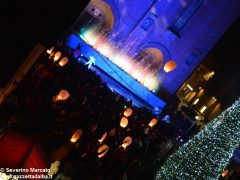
83, 29, 99, 46
97, 44, 113, 58
79, 27, 160, 91
144, 76, 159, 90
131, 70, 142, 81
120, 56, 133, 72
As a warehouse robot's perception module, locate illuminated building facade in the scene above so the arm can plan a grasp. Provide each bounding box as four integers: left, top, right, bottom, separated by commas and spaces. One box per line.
73, 0, 240, 96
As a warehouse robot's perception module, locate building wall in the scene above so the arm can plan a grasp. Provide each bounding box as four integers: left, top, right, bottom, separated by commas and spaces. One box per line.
103, 0, 240, 95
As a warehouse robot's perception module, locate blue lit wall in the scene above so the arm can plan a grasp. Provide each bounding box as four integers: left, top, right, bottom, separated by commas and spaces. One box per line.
101, 0, 240, 95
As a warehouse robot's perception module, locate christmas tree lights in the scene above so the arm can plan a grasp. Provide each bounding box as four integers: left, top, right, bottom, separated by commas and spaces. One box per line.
156, 98, 240, 179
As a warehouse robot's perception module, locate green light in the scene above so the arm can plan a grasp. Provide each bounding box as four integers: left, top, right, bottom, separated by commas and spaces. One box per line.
155, 98, 240, 179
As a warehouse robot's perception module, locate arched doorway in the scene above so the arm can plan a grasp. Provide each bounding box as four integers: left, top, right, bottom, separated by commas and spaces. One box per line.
75, 0, 115, 38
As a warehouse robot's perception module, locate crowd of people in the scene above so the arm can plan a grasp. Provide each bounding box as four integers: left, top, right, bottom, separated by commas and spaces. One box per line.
0, 42, 185, 179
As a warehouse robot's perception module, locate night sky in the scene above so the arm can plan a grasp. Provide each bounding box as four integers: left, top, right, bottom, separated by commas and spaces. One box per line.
0, 0, 90, 87
203, 17, 240, 107
204, 16, 240, 69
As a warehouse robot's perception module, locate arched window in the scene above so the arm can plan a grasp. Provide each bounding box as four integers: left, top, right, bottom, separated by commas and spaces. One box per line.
75, 0, 115, 37
169, 0, 204, 37
135, 48, 164, 75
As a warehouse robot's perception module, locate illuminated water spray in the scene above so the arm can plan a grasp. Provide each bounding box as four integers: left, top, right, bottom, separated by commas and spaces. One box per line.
79, 26, 160, 91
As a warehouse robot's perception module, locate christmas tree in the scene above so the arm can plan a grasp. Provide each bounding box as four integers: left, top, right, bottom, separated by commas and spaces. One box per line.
156, 98, 240, 179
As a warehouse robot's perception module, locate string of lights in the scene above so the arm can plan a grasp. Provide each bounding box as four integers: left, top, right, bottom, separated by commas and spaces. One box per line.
155, 97, 240, 179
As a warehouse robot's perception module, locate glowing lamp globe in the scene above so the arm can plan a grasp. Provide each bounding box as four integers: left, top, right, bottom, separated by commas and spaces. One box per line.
123, 108, 133, 117
121, 136, 132, 150
70, 129, 83, 143
98, 132, 107, 144
53, 89, 70, 102
163, 60, 177, 73
53, 51, 62, 62
98, 144, 109, 158
148, 118, 158, 127
120, 117, 128, 128
59, 57, 69, 66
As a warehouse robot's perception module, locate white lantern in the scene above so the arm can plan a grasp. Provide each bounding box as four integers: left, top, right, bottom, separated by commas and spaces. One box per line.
98, 144, 109, 158
53, 89, 70, 102
120, 117, 128, 128
121, 136, 132, 150
148, 118, 158, 127
98, 132, 107, 144
59, 57, 69, 66
70, 129, 83, 143
53, 51, 62, 62
163, 60, 177, 73
123, 108, 133, 117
